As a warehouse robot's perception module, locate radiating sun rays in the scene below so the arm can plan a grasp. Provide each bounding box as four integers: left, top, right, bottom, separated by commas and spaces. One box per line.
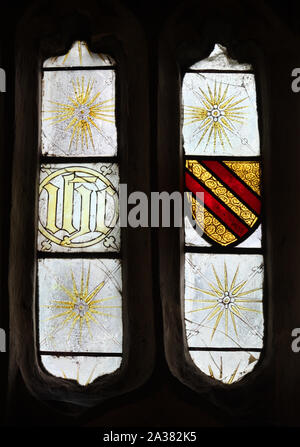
43, 76, 115, 151
184, 80, 248, 152
186, 261, 262, 341
208, 356, 240, 384
43, 264, 120, 346
207, 352, 257, 384
62, 41, 91, 66
61, 362, 97, 386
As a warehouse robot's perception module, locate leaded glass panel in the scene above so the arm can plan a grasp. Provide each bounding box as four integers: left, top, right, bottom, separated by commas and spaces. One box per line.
183, 44, 264, 384
37, 41, 122, 386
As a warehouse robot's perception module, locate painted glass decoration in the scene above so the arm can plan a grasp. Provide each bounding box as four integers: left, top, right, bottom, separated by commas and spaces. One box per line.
38, 163, 120, 252
42, 41, 116, 157
183, 44, 264, 383
38, 258, 122, 353
37, 42, 122, 385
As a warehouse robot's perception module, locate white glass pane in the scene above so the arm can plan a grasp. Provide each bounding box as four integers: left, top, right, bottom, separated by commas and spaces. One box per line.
190, 43, 252, 71
185, 253, 264, 349
182, 72, 260, 156
42, 70, 117, 156
43, 41, 115, 68
38, 163, 120, 252
235, 225, 262, 248
41, 355, 122, 386
38, 258, 122, 353
190, 350, 259, 384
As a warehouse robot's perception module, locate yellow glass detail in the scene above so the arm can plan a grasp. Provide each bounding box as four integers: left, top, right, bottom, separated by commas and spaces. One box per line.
223, 161, 261, 196
49, 41, 114, 66
39, 166, 119, 249
187, 193, 237, 246
184, 80, 247, 151
43, 265, 121, 346
207, 353, 258, 384
186, 261, 263, 341
43, 76, 114, 152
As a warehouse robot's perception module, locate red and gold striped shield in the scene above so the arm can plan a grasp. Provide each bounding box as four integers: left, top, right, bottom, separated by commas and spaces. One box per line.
185, 160, 261, 246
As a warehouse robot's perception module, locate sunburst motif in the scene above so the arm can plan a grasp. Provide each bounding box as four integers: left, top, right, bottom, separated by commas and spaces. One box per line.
186, 261, 262, 341
44, 265, 120, 345
44, 76, 114, 151
184, 81, 248, 151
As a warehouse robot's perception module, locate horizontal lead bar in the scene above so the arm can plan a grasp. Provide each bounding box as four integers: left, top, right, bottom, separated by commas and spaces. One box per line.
40, 156, 119, 164
184, 155, 261, 161
184, 246, 263, 254
37, 252, 121, 259
42, 66, 115, 72
40, 351, 123, 357
185, 69, 254, 74
188, 347, 262, 352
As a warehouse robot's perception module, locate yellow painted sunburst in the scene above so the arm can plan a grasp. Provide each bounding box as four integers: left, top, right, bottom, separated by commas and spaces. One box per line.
44, 76, 114, 151
184, 81, 248, 151
45, 265, 120, 344
186, 262, 262, 341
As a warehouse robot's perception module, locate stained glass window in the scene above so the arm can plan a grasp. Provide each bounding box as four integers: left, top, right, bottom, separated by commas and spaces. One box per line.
42, 41, 116, 157
183, 44, 264, 384
37, 41, 122, 385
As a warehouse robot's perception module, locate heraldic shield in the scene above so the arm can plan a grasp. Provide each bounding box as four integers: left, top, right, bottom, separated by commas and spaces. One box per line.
185, 159, 261, 247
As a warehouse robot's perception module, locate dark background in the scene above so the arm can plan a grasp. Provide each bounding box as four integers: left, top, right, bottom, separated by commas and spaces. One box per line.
1, 0, 300, 427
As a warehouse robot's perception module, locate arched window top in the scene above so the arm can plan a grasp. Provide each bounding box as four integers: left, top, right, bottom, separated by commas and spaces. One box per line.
10, 2, 154, 409
183, 43, 260, 157
43, 40, 115, 68
38, 39, 122, 386
189, 43, 252, 71
42, 40, 117, 158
